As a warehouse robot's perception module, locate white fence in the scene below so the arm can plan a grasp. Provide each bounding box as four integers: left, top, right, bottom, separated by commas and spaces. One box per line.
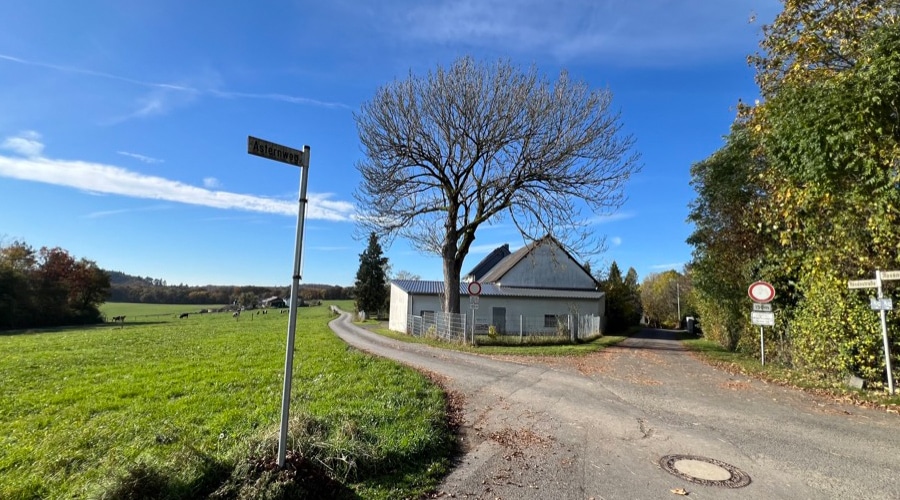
406, 312, 603, 344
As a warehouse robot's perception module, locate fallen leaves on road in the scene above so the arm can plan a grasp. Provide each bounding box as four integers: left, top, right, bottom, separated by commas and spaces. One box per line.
670, 487, 689, 495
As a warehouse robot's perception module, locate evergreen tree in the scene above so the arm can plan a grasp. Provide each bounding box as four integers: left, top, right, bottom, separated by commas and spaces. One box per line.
623, 267, 642, 326
355, 232, 389, 316
601, 261, 630, 333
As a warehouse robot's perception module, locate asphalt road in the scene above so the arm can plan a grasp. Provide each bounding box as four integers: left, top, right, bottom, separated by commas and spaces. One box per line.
329, 315, 900, 499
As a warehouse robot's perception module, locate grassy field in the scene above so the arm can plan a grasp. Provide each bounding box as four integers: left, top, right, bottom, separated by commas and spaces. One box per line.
0, 301, 453, 499
100, 302, 228, 319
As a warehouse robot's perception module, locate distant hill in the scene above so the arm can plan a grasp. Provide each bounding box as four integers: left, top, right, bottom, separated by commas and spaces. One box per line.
104, 270, 353, 304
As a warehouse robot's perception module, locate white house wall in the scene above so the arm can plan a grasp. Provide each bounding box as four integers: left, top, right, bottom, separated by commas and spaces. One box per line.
501, 244, 596, 289
469, 296, 602, 334
388, 284, 409, 332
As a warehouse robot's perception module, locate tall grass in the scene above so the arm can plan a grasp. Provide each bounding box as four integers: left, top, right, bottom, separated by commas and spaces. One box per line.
0, 303, 452, 499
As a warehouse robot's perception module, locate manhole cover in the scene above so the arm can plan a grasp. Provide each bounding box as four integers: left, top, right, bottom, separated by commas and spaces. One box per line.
658, 454, 751, 488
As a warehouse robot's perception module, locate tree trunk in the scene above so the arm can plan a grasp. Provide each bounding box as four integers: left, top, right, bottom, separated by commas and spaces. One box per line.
442, 248, 462, 314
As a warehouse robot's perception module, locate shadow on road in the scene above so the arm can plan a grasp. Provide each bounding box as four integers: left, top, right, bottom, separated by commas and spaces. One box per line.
612, 328, 696, 352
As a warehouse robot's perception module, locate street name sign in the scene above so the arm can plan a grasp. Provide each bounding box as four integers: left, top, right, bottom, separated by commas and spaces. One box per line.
751, 311, 775, 326
752, 303, 772, 312
870, 298, 894, 311
848, 279, 877, 289
248, 136, 305, 167
881, 270, 900, 281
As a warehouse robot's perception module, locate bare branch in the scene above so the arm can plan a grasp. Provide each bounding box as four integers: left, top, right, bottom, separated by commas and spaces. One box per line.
354, 56, 640, 312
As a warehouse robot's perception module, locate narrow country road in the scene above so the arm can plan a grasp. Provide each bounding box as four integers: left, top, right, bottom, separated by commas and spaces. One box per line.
329, 315, 900, 499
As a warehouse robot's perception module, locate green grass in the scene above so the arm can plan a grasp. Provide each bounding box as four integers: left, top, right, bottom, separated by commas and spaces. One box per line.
100, 302, 229, 319
683, 337, 900, 408
370, 326, 626, 356
0, 302, 452, 499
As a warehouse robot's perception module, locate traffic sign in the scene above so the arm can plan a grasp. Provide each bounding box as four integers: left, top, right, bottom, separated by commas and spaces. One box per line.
467, 281, 482, 296
748, 281, 776, 303
752, 303, 772, 312
248, 136, 306, 167
848, 279, 877, 289
870, 298, 894, 311
751, 311, 775, 326
881, 270, 900, 281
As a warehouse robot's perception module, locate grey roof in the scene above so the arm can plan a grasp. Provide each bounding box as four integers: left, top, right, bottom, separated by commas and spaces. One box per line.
464, 244, 511, 281
391, 279, 603, 300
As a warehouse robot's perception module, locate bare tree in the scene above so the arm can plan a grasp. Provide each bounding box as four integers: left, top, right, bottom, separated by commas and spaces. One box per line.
355, 56, 640, 313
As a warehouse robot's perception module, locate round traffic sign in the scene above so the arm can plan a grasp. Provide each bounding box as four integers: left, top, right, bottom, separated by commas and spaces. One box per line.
467, 281, 482, 296
748, 281, 775, 303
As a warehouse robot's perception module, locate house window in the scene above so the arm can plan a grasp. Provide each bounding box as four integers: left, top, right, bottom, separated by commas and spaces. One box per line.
420, 310, 435, 322
544, 314, 559, 328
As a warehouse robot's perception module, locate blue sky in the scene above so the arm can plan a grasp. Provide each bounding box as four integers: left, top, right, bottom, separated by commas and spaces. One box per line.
0, 1, 780, 287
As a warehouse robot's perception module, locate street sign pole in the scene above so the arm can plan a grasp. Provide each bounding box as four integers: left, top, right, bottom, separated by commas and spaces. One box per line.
876, 270, 895, 395
277, 144, 310, 468
247, 136, 311, 467
760, 326, 765, 366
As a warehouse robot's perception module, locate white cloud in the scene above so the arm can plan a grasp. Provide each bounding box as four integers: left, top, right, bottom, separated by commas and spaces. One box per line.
1, 131, 44, 157
589, 212, 635, 225
0, 135, 355, 221
651, 262, 684, 271
610, 236, 622, 246
117, 151, 164, 164
0, 53, 349, 109
84, 205, 171, 219
203, 177, 222, 189
395, 0, 780, 64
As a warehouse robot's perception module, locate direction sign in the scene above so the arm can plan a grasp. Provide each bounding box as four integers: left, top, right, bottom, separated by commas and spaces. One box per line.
870, 298, 894, 311
751, 311, 775, 326
248, 136, 305, 167
848, 279, 878, 289
748, 281, 776, 303
752, 303, 772, 312
881, 270, 900, 281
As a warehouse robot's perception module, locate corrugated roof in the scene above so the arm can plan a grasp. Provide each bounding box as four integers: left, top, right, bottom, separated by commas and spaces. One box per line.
391, 279, 603, 300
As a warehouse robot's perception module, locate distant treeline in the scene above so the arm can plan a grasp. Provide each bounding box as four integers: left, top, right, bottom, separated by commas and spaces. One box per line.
106, 271, 354, 305
0, 241, 109, 330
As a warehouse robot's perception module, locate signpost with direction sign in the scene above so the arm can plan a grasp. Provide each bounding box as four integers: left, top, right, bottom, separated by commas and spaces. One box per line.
846, 270, 898, 395
248, 135, 311, 468
748, 281, 776, 365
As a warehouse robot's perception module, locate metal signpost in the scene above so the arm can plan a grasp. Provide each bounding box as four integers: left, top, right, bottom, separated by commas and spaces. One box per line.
748, 281, 776, 365
468, 281, 482, 344
847, 270, 898, 395
247, 135, 311, 467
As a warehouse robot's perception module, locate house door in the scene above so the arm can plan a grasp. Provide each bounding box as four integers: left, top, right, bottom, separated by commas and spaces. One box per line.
492, 307, 506, 335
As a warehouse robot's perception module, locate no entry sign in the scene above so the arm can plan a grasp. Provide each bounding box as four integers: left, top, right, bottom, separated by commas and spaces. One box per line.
748, 281, 775, 303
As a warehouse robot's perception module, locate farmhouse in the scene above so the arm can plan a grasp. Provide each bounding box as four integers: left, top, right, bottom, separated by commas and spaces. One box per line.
261, 296, 286, 308
389, 236, 605, 337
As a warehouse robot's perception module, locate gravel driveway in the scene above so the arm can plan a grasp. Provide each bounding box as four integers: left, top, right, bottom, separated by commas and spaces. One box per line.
330, 315, 900, 499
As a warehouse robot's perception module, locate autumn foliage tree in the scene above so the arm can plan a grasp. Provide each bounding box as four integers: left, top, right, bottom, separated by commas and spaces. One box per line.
0, 241, 110, 329
689, 0, 900, 384
355, 56, 640, 313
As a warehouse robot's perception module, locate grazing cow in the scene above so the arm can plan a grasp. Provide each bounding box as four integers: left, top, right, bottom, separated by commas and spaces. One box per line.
179, 313, 189, 319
